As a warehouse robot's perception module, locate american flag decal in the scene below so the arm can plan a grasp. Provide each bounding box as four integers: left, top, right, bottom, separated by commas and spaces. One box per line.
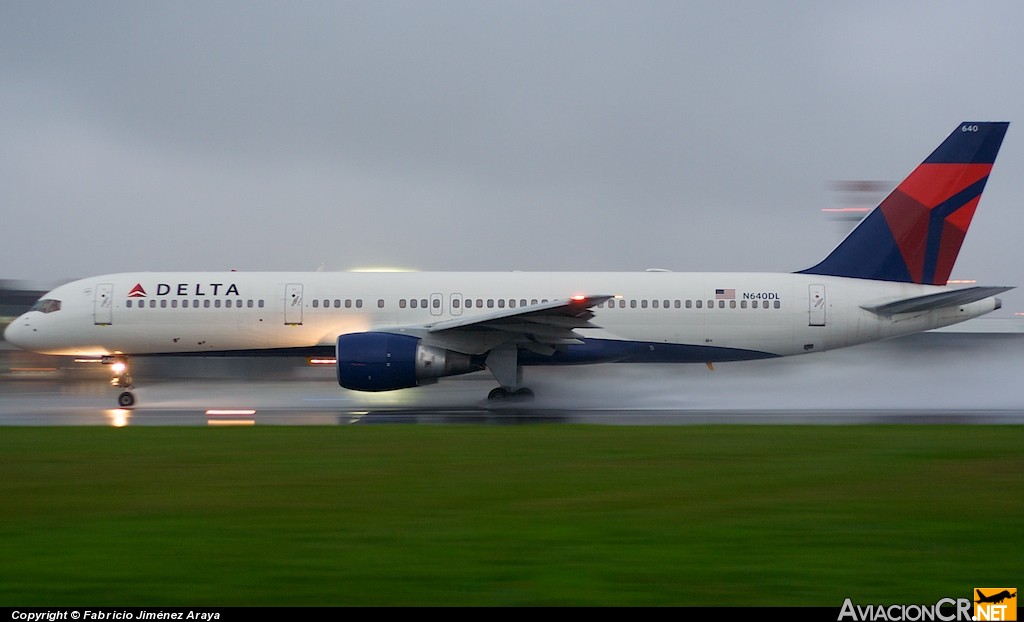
715, 288, 735, 299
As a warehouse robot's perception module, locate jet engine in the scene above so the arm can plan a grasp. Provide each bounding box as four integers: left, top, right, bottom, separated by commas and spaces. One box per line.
336, 332, 482, 391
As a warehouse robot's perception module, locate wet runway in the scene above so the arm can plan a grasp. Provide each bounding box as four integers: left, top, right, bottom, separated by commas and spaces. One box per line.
3, 328, 1024, 426
3, 381, 1022, 426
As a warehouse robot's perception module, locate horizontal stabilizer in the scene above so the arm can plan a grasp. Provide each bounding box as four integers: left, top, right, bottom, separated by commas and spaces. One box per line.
861, 286, 1013, 316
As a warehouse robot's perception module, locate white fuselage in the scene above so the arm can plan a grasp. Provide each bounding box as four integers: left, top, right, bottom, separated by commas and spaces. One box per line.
4, 271, 1001, 362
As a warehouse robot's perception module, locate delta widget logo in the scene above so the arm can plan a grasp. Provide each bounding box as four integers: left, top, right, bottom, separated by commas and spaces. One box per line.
128, 284, 147, 298
974, 588, 1016, 621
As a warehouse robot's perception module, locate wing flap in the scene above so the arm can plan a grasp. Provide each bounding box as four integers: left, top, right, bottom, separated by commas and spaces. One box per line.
421, 294, 613, 354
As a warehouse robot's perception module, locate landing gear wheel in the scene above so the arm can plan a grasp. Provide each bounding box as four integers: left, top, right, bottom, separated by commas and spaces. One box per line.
513, 388, 535, 400
487, 387, 534, 401
117, 391, 136, 408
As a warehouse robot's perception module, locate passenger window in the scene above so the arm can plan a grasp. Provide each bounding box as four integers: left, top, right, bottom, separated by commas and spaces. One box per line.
312, 299, 319, 308
774, 301, 781, 309
433, 298, 440, 309
377, 299, 384, 309
695, 300, 702, 309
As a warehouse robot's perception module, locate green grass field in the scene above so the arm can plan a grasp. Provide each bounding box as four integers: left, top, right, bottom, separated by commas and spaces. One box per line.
0, 425, 1020, 606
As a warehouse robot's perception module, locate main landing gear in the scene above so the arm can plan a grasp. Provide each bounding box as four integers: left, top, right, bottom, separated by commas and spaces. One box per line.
485, 345, 535, 401
488, 386, 535, 401
103, 355, 136, 407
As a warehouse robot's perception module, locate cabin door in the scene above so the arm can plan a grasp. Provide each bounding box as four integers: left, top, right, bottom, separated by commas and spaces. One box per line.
809, 284, 826, 326
285, 283, 304, 325
94, 283, 114, 325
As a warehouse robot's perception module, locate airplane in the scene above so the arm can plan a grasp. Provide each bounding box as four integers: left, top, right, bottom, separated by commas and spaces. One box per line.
975, 589, 1016, 604
3, 121, 1012, 408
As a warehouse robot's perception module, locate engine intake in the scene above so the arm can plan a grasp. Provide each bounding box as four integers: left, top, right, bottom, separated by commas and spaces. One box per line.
336, 332, 482, 392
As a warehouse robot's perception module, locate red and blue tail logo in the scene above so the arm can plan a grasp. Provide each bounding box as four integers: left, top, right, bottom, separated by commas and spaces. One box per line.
801, 122, 1009, 284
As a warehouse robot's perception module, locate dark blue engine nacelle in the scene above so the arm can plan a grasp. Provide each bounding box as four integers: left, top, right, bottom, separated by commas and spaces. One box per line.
336, 332, 482, 392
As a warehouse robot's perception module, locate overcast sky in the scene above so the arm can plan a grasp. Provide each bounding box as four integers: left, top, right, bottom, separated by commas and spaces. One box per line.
3, 1, 1023, 314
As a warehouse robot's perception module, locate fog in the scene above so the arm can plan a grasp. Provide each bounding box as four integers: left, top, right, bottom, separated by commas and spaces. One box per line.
500, 331, 1019, 411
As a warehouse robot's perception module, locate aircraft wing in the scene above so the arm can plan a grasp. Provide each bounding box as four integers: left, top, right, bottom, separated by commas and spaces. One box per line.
861, 286, 1013, 316
411, 294, 614, 356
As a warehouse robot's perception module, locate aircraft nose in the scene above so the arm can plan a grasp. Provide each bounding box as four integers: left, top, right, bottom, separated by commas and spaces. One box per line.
4, 316, 31, 349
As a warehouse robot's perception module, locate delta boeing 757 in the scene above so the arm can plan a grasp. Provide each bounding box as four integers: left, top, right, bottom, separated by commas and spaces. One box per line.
4, 122, 1011, 407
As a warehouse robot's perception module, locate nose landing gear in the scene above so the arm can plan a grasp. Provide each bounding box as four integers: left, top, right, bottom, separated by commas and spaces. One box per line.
103, 355, 136, 407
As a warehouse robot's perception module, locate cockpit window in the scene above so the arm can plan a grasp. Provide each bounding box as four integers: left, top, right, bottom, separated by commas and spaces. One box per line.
29, 299, 62, 314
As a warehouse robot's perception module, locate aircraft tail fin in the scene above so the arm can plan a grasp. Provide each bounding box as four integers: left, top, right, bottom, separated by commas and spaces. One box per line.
799, 122, 1009, 284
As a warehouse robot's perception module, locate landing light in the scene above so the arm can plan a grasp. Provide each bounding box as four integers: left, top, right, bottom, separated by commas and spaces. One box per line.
308, 358, 337, 365
571, 295, 586, 302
